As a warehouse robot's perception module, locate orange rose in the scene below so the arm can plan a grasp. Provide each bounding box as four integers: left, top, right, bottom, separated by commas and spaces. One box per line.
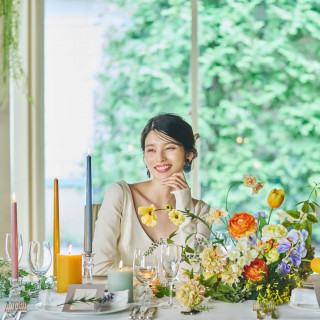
228, 212, 257, 240
244, 259, 268, 282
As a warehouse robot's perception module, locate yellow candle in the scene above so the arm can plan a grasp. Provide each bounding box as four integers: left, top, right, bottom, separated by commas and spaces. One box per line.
53, 178, 60, 278
57, 245, 82, 293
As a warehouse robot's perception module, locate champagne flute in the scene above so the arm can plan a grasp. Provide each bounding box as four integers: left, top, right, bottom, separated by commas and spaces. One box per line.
5, 233, 23, 263
133, 248, 157, 306
161, 244, 180, 309
28, 241, 52, 294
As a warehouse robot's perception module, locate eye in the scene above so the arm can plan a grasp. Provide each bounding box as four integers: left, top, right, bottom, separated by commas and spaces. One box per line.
166, 146, 176, 150
146, 148, 155, 152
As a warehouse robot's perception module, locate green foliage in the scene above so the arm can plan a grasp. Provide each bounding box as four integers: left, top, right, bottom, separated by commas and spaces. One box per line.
94, 0, 320, 244
155, 284, 176, 298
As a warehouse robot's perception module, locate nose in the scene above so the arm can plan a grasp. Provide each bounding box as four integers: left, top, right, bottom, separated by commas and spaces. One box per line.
156, 149, 166, 163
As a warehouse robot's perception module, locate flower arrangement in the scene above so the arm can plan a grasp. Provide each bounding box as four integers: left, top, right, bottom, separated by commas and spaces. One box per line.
140, 175, 319, 310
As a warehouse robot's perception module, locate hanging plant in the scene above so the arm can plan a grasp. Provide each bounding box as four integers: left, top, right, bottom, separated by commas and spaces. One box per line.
0, 0, 25, 106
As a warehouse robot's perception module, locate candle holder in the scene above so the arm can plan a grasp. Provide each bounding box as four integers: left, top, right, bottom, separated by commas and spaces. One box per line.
83, 252, 95, 284
8, 278, 23, 303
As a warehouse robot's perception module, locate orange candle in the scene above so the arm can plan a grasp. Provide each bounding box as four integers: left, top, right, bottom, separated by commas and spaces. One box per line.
57, 245, 82, 293
53, 178, 60, 278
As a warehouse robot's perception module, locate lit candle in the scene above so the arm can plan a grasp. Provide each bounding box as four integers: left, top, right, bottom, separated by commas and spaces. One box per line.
108, 260, 133, 302
53, 178, 60, 279
11, 192, 19, 282
85, 150, 92, 254
57, 245, 82, 293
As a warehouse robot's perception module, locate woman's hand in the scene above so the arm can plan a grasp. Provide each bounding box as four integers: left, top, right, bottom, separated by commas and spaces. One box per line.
161, 172, 189, 190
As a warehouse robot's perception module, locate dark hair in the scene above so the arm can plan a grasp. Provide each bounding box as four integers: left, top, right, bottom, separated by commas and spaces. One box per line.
141, 113, 198, 160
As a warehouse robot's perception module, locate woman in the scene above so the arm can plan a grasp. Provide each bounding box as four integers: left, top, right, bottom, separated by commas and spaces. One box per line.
92, 113, 211, 275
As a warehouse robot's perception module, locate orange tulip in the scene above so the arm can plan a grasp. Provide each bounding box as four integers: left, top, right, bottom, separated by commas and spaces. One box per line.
267, 189, 285, 209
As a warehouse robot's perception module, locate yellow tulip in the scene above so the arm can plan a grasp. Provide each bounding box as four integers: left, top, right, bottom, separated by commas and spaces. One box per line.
267, 189, 285, 209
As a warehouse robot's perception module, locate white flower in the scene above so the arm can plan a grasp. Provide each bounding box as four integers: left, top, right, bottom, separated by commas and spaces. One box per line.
248, 249, 259, 260
261, 224, 288, 242
236, 237, 250, 251
206, 207, 229, 225
237, 256, 249, 268
228, 248, 241, 261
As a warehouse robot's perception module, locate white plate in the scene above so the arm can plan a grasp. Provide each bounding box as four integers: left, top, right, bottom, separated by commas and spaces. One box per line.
35, 302, 129, 316
288, 302, 320, 312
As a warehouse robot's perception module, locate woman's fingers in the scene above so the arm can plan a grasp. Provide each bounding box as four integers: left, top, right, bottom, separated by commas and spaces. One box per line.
162, 173, 189, 190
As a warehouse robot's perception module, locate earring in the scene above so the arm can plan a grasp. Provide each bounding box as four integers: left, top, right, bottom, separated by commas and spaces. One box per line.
183, 159, 191, 173
146, 166, 151, 178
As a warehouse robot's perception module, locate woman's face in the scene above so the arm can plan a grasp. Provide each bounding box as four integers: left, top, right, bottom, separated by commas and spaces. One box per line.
144, 130, 192, 180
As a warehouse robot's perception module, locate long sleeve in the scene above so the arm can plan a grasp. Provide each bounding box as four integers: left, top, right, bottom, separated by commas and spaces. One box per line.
171, 188, 211, 245
92, 182, 124, 275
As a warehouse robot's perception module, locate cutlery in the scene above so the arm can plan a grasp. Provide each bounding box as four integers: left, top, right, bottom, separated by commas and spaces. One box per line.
138, 306, 149, 320
128, 305, 140, 319
146, 306, 157, 320
253, 301, 264, 320
1, 302, 18, 320
14, 302, 27, 320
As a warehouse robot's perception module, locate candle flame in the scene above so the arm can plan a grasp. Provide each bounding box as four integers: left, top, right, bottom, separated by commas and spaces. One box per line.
119, 260, 123, 270
68, 244, 72, 255
12, 192, 16, 202
88, 148, 91, 156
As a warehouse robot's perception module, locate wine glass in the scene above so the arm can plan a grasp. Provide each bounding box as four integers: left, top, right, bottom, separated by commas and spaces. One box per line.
5, 233, 23, 263
133, 248, 157, 306
161, 244, 180, 309
28, 241, 52, 293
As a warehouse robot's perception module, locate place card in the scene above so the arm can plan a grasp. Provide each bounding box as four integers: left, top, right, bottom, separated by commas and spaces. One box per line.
62, 284, 105, 312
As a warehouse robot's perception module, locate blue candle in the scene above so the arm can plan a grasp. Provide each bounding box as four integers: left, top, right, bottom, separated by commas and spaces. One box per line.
85, 151, 92, 254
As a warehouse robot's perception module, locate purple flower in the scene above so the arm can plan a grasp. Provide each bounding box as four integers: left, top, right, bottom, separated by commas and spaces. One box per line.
277, 239, 291, 253
297, 242, 307, 258
299, 229, 308, 241
276, 261, 292, 274
101, 292, 115, 304
290, 250, 302, 267
287, 229, 299, 244
252, 211, 267, 219
249, 235, 257, 246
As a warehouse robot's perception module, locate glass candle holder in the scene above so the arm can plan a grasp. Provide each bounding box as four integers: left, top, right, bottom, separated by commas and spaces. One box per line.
8, 278, 23, 303
82, 252, 95, 284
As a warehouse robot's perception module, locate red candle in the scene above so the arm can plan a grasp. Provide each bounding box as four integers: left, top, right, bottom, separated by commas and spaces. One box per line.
11, 192, 19, 282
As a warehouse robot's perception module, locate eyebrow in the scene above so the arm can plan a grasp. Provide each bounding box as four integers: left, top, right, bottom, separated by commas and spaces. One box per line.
145, 142, 180, 147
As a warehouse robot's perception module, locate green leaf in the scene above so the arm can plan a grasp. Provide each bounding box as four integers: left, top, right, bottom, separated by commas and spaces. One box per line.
285, 210, 300, 219
189, 268, 194, 280
315, 190, 318, 197
282, 221, 292, 229
295, 201, 304, 206
312, 201, 320, 208
185, 245, 195, 253
259, 216, 267, 235
202, 274, 218, 287
217, 281, 234, 293
307, 214, 318, 223
302, 201, 309, 213
155, 291, 164, 298
294, 223, 303, 230
185, 232, 196, 243
309, 203, 315, 212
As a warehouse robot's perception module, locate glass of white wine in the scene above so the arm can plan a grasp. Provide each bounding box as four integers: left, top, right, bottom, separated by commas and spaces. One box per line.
133, 248, 157, 306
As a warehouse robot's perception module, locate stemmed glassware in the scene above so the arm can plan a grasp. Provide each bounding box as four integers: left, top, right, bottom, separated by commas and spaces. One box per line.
5, 233, 23, 263
133, 248, 157, 306
28, 241, 52, 294
161, 244, 180, 309
215, 230, 232, 252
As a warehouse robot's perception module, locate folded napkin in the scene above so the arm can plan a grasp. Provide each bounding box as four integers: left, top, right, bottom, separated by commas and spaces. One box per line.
39, 290, 67, 307
100, 290, 128, 310
290, 288, 320, 309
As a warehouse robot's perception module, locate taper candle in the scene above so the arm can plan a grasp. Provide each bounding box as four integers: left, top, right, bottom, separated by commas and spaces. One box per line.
85, 150, 92, 254
53, 178, 60, 278
11, 192, 19, 282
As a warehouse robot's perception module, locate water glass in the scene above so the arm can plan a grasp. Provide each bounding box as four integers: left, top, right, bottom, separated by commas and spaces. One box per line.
215, 231, 233, 252
5, 233, 23, 263
28, 241, 52, 291
133, 248, 157, 306
161, 244, 180, 309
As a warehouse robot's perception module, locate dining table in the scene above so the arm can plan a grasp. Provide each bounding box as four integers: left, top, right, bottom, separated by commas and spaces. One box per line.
1, 276, 319, 320
0, 298, 320, 320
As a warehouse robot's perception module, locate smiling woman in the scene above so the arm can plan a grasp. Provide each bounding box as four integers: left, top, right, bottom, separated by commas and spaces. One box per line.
92, 113, 211, 276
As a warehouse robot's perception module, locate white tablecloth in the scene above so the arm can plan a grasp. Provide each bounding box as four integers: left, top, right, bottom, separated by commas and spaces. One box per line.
1, 298, 319, 320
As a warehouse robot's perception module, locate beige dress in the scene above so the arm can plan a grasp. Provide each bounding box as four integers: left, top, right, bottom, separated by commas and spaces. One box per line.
92, 180, 211, 275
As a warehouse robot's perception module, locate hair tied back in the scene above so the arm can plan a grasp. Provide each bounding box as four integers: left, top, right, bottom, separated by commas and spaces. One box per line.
194, 133, 200, 141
